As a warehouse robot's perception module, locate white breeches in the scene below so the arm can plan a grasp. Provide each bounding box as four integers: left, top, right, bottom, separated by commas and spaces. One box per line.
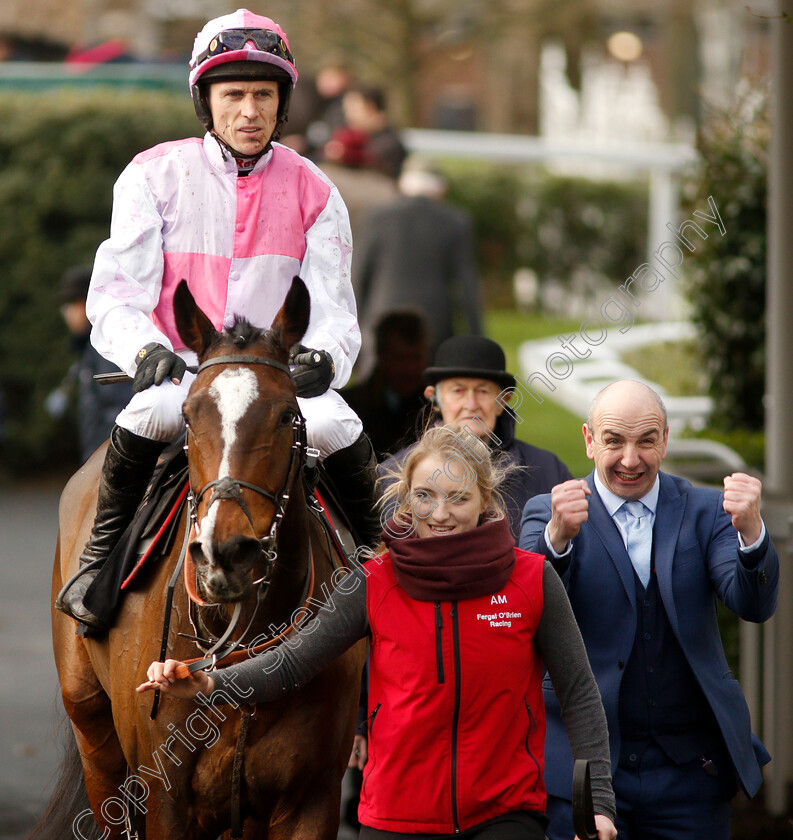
115, 374, 362, 460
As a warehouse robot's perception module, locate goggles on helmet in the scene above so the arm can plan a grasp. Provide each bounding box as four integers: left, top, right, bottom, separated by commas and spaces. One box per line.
192, 28, 294, 69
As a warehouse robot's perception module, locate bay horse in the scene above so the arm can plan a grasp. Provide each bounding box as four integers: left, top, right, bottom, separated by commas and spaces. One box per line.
41, 277, 367, 839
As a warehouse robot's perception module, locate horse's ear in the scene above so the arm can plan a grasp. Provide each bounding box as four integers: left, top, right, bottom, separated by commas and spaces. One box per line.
271, 276, 310, 352
174, 280, 218, 356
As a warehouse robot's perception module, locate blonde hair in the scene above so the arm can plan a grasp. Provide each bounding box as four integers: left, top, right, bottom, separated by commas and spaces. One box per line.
379, 425, 511, 529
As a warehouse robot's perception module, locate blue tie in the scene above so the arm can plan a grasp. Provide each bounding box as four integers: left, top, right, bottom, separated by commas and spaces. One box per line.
622, 500, 652, 587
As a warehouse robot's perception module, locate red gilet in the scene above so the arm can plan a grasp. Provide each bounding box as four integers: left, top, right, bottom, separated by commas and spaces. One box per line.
358, 548, 547, 834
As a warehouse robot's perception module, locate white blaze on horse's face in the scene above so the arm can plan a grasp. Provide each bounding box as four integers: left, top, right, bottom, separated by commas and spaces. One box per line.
195, 368, 259, 554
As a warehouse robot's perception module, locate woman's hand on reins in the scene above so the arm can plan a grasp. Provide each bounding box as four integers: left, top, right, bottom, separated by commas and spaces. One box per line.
136, 659, 215, 699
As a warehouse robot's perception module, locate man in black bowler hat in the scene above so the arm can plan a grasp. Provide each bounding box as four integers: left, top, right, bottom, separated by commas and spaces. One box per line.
381, 335, 572, 540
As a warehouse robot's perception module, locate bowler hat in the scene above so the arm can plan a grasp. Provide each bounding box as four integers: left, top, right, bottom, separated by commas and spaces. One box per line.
423, 336, 515, 390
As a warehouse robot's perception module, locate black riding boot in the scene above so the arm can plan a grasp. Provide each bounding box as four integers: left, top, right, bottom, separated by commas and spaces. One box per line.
55, 426, 165, 629
322, 432, 382, 549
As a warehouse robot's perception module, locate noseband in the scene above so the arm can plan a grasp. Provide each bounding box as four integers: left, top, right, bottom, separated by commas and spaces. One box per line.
186, 354, 314, 589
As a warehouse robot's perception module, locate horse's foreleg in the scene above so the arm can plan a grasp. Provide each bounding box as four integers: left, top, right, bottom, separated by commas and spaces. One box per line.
264, 794, 342, 840
140, 792, 198, 840
54, 619, 128, 837
220, 820, 269, 840
67, 696, 131, 838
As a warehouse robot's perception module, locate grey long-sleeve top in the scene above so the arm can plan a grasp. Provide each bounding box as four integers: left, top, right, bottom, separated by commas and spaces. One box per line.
210, 561, 616, 821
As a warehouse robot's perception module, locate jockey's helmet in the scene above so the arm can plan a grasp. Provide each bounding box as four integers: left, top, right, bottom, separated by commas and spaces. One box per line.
189, 9, 298, 139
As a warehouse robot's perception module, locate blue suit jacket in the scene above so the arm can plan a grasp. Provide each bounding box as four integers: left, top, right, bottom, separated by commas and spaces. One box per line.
520, 471, 779, 799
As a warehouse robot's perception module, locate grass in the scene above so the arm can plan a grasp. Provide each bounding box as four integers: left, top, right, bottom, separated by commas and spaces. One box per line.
620, 339, 707, 397
484, 308, 593, 477
485, 308, 765, 473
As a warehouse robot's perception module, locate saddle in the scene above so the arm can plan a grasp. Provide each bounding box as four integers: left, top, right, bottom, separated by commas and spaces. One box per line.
80, 439, 358, 636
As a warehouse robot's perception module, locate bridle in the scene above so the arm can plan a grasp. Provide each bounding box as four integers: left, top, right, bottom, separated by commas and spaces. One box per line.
173, 352, 320, 674
186, 353, 310, 582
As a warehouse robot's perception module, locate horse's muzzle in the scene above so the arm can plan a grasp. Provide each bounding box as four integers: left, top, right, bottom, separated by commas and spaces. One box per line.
190, 535, 263, 602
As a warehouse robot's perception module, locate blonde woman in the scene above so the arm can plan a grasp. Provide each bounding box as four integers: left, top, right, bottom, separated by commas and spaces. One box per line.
139, 426, 617, 840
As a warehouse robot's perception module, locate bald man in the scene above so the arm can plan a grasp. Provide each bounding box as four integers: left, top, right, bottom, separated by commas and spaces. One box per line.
520, 380, 778, 840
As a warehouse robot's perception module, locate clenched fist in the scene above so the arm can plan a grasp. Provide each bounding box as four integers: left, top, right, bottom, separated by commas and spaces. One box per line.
548, 479, 592, 554
723, 472, 763, 545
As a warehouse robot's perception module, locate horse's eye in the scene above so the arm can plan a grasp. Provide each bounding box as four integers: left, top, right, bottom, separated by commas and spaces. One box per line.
278, 409, 296, 427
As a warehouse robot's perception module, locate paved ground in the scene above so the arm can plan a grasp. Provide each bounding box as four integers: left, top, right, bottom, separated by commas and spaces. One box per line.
0, 474, 361, 840
0, 478, 63, 839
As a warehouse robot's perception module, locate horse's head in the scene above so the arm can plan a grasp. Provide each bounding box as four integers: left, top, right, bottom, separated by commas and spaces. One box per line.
174, 276, 310, 604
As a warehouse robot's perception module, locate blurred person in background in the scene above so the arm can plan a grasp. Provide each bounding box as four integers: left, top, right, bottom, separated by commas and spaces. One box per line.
305, 56, 356, 157
319, 127, 398, 247
343, 310, 431, 460
326, 84, 407, 180
46, 266, 133, 463
280, 55, 355, 157
353, 157, 483, 377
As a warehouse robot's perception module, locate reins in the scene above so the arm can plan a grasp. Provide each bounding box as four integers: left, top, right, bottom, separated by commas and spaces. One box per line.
179, 551, 316, 676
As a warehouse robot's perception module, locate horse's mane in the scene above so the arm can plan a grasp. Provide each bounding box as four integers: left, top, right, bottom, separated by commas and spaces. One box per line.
204, 315, 288, 361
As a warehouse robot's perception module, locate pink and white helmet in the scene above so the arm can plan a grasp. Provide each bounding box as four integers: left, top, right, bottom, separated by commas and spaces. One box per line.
189, 9, 297, 90
189, 9, 298, 134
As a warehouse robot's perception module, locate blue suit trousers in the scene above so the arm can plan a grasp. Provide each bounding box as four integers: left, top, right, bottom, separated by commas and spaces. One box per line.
547, 742, 736, 840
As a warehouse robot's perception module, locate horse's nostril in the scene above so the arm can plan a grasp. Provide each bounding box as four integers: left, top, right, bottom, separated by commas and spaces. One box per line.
189, 541, 204, 561
205, 570, 228, 595
217, 535, 262, 571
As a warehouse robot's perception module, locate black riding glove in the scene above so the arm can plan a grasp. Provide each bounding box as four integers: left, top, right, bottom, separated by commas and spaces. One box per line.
132, 342, 187, 394
289, 344, 335, 398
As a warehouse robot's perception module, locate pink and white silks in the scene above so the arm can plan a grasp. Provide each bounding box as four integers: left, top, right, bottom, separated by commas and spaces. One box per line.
86, 134, 362, 457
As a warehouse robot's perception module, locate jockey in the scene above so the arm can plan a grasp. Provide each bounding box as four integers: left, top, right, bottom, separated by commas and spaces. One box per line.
56, 9, 380, 631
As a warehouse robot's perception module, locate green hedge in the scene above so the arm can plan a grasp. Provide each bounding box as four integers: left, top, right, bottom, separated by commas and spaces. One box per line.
682, 92, 768, 431
443, 159, 648, 302
0, 89, 198, 474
